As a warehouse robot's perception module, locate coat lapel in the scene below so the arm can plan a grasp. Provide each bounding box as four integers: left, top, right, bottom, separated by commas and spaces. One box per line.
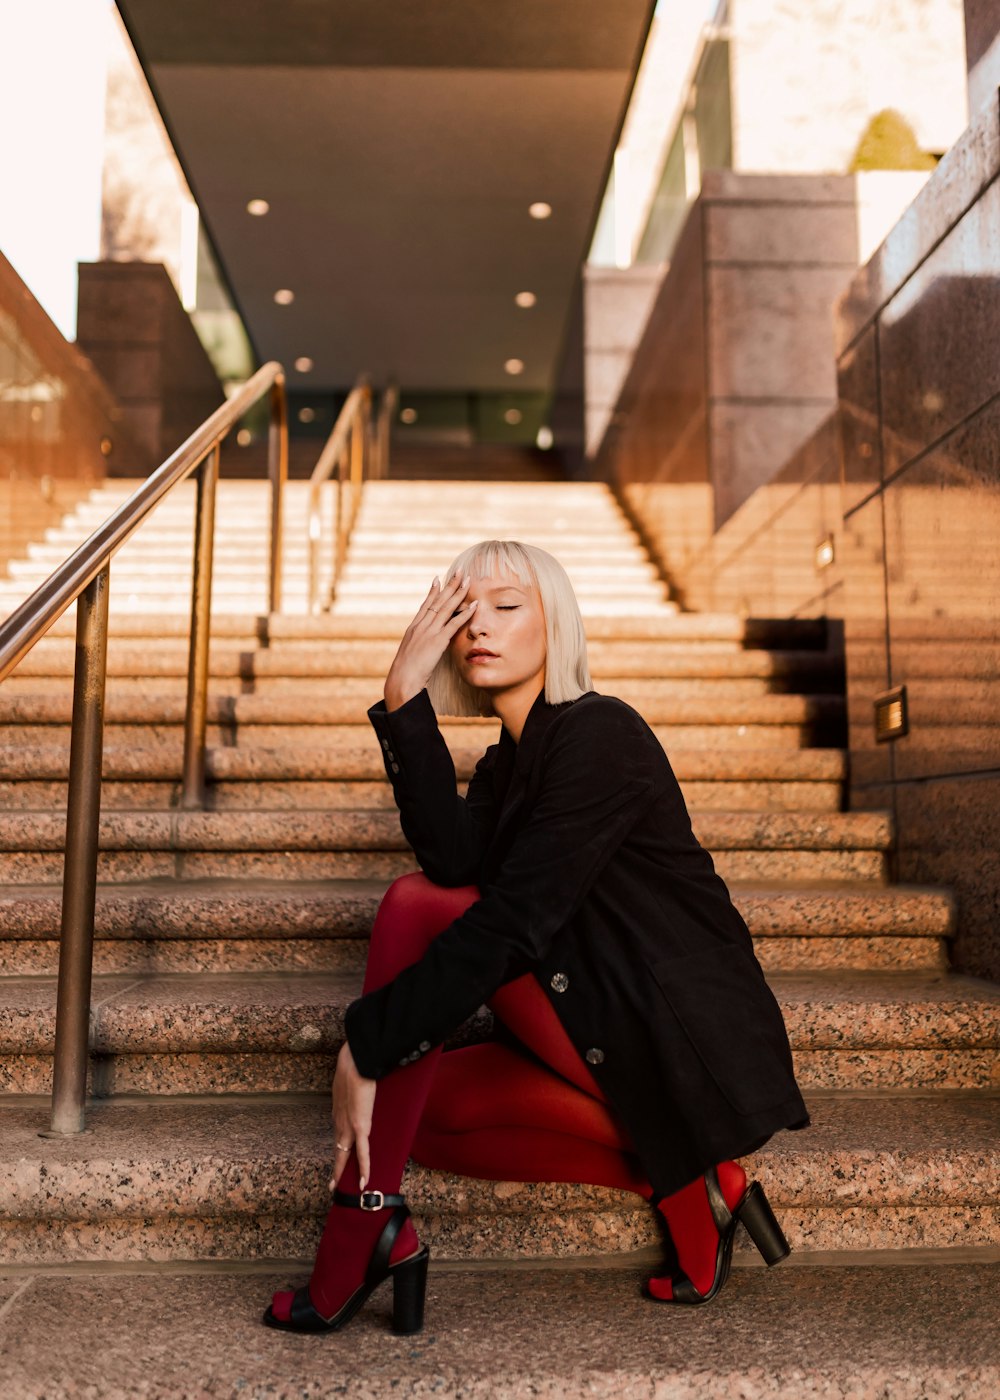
486, 691, 583, 863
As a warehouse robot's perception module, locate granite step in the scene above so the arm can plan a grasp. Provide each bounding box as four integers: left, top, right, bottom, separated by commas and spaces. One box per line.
0, 692, 845, 759
0, 676, 849, 713
3, 1259, 998, 1399
0, 809, 892, 884
0, 775, 844, 814
0, 1093, 996, 1263
0, 879, 954, 976
25, 609, 830, 648
0, 741, 848, 785
1, 969, 995, 1096
8, 639, 844, 688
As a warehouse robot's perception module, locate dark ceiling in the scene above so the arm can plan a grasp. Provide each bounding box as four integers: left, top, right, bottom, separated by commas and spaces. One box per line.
115, 0, 655, 396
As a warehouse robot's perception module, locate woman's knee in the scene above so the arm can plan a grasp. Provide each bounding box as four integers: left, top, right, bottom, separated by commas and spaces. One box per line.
374, 872, 478, 939
365, 873, 480, 987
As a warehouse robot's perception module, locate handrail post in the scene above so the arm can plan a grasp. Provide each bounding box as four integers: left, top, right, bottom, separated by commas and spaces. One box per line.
47, 564, 111, 1134
307, 479, 322, 616
267, 374, 288, 614
181, 444, 220, 808
331, 447, 346, 605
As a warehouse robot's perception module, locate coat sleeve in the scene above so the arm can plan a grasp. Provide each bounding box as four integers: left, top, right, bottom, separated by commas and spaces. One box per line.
368, 690, 501, 886
346, 698, 657, 1079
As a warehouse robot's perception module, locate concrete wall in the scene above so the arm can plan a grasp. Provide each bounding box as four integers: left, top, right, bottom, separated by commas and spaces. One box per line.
77, 262, 225, 474
0, 250, 130, 582
597, 172, 859, 529
964, 0, 1000, 114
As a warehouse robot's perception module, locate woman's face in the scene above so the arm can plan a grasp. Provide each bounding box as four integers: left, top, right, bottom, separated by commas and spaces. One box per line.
448, 570, 547, 702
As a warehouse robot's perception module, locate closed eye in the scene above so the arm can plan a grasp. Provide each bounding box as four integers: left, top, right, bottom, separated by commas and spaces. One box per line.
497, 605, 520, 611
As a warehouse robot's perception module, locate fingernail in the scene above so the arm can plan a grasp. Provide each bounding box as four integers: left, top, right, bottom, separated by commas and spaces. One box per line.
432, 576, 440, 587
359, 1177, 367, 1192
462, 574, 470, 587
469, 599, 478, 609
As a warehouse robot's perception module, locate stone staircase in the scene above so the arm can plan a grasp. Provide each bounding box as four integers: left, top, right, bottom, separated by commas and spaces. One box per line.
1, 477, 998, 1393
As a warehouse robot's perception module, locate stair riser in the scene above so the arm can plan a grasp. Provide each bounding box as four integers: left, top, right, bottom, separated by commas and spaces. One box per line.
0, 722, 835, 749
11, 652, 844, 686
3, 1048, 991, 1097
0, 1203, 994, 1267
0, 850, 888, 883
0, 935, 947, 978
0, 779, 844, 813
1, 676, 840, 705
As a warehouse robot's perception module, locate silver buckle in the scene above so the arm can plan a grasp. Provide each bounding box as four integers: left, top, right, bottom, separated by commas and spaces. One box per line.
360, 1190, 385, 1211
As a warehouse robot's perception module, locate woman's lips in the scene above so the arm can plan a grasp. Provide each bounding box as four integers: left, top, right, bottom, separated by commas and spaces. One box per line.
466, 650, 498, 662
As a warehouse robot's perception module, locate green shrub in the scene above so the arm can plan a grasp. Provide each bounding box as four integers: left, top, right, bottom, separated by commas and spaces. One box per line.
849, 109, 938, 171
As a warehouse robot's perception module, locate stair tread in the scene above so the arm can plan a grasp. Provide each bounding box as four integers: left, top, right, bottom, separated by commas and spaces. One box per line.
3, 969, 997, 1052
1, 1094, 997, 1212
2, 1261, 998, 1399
0, 691, 843, 725
0, 878, 954, 938
0, 743, 849, 782
0, 807, 892, 852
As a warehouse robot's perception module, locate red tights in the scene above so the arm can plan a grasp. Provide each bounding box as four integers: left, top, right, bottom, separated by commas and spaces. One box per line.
270, 874, 745, 1321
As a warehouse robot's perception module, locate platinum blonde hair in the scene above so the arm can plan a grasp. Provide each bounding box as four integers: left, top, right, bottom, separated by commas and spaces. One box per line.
425, 540, 592, 717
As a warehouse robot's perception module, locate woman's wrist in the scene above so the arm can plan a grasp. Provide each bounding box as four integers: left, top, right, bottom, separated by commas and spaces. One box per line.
384, 672, 422, 712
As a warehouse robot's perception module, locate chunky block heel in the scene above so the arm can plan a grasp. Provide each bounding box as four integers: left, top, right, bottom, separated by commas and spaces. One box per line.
646, 1165, 791, 1307
736, 1181, 790, 1266
263, 1189, 429, 1335
392, 1246, 430, 1334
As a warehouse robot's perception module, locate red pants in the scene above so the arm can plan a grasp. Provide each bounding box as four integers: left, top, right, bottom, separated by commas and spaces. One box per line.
367, 873, 649, 1196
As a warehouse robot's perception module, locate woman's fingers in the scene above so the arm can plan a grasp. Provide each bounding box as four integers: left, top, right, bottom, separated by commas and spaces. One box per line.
329, 1136, 353, 1189
416, 571, 470, 628
354, 1123, 372, 1194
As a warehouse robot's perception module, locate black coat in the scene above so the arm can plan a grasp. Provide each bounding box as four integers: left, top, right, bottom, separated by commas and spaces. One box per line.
345, 687, 809, 1196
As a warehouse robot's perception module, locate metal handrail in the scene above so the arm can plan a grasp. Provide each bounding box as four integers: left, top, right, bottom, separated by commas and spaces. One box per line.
307, 379, 397, 613
0, 360, 288, 1134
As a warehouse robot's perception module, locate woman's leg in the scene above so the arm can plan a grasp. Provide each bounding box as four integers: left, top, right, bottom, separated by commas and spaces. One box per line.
430, 966, 750, 1302
270, 873, 481, 1323
413, 1040, 650, 1195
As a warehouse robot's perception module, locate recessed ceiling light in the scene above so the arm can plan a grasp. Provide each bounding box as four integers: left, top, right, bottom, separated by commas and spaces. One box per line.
515, 291, 537, 308
274, 288, 295, 305
504, 408, 523, 425
528, 202, 552, 220
536, 426, 554, 450
247, 199, 270, 216
294, 356, 314, 373
400, 407, 418, 424
298, 406, 316, 424
504, 358, 524, 375
236, 428, 252, 446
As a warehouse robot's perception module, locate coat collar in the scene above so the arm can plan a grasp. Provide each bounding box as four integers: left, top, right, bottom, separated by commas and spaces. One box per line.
497, 688, 591, 778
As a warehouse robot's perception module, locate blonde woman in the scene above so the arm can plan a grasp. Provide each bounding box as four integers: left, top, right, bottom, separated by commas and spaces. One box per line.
265, 541, 808, 1333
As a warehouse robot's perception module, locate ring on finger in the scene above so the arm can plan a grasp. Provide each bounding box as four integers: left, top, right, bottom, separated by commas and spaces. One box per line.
335, 1142, 351, 1151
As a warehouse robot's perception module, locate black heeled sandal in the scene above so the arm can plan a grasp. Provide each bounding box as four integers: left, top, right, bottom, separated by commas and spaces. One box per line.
648, 1167, 790, 1306
262, 1189, 430, 1335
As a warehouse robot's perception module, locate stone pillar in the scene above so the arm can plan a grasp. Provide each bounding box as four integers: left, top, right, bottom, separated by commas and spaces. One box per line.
76, 261, 225, 474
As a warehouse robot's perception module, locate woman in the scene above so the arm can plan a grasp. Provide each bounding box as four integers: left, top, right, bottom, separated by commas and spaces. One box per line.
264, 540, 809, 1335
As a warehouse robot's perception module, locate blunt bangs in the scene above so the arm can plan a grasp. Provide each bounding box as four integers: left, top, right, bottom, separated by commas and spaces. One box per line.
425, 540, 593, 717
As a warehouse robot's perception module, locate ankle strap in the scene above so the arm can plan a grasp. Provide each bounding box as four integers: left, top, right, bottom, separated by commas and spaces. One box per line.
333, 1188, 406, 1212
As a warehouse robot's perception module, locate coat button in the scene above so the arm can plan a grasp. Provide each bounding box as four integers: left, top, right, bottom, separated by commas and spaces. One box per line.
390, 762, 400, 773
381, 738, 390, 751
550, 973, 569, 993
418, 1040, 431, 1052
585, 1047, 605, 1066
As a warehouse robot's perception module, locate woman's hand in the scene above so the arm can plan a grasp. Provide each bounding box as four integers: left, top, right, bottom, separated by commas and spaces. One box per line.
329, 1041, 377, 1192
384, 573, 478, 711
